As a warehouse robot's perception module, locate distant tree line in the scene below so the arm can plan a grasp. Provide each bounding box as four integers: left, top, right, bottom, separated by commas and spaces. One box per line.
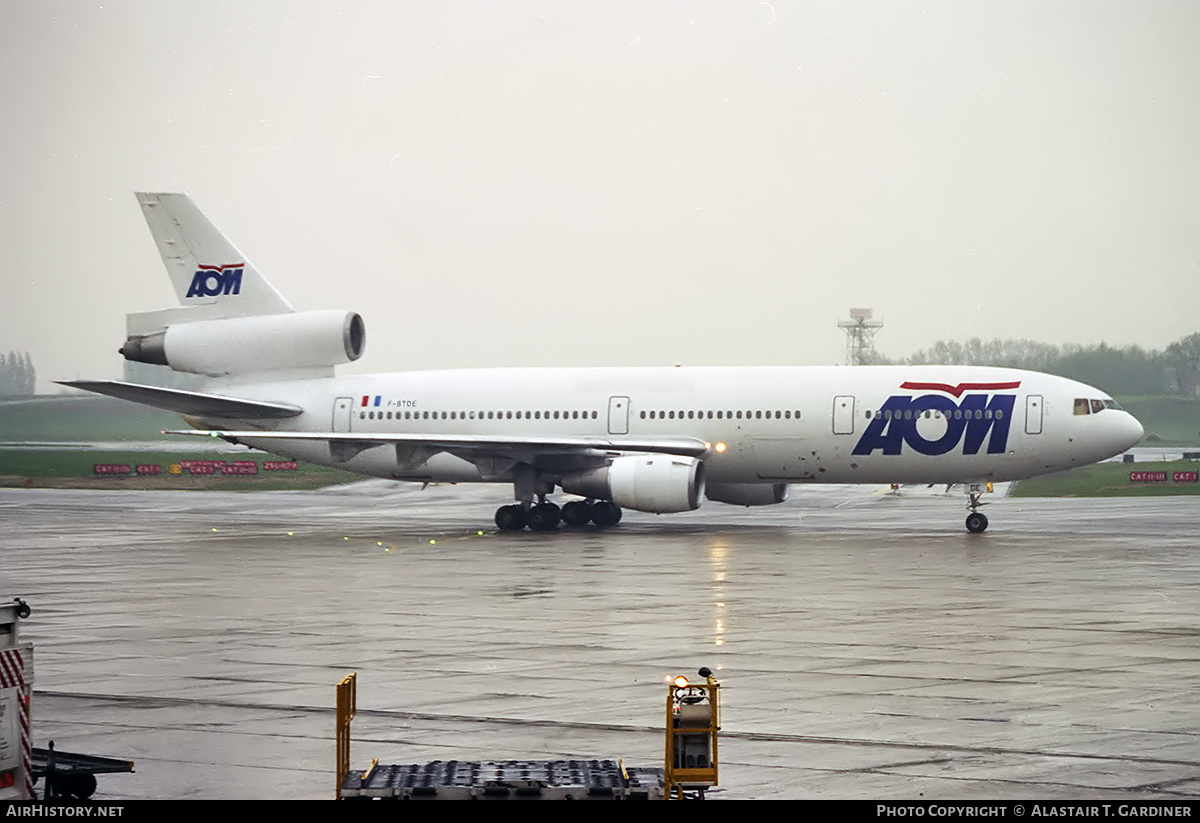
0, 351, 36, 396
893, 332, 1200, 397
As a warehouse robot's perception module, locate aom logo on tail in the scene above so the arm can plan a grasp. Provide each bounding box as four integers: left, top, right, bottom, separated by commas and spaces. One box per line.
852, 381, 1020, 456
185, 263, 245, 298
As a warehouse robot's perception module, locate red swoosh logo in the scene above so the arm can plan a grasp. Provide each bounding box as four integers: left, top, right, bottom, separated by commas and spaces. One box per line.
899, 380, 1021, 398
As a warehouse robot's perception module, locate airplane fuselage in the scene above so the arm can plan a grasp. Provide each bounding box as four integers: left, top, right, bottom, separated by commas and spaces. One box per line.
216, 364, 1142, 488
68, 193, 1146, 533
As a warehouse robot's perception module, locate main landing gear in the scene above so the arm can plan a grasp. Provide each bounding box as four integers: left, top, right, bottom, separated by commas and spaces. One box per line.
496, 465, 623, 532
965, 484, 990, 533
494, 500, 623, 532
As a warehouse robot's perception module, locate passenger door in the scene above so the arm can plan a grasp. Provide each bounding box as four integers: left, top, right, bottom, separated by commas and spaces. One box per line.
608, 396, 630, 435
832, 395, 856, 435
333, 397, 354, 432
1025, 395, 1043, 435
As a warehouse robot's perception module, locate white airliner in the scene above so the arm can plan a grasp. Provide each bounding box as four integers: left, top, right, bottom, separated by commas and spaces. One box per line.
64, 193, 1144, 533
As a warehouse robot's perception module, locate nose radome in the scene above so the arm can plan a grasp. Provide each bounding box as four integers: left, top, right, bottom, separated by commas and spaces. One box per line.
1119, 411, 1144, 451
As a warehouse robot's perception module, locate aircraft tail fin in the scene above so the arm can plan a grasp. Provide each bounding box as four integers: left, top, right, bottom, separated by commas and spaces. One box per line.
120, 194, 363, 381
135, 192, 292, 319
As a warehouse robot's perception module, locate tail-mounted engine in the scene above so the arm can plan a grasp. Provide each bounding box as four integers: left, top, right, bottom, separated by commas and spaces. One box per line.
120, 310, 365, 377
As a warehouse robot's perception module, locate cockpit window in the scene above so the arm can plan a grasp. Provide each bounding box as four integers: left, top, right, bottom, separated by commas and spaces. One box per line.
1077, 397, 1123, 415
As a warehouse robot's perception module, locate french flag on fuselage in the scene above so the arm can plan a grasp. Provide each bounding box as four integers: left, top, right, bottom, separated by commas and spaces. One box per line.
361, 395, 381, 407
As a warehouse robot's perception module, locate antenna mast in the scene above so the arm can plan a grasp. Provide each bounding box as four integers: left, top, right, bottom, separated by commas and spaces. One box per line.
838, 308, 883, 365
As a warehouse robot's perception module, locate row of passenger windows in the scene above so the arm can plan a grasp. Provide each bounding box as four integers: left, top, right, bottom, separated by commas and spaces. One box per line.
359, 408, 1003, 423
361, 409, 600, 421
360, 406, 1021, 424
640, 409, 801, 420
866, 408, 1005, 421
359, 408, 806, 422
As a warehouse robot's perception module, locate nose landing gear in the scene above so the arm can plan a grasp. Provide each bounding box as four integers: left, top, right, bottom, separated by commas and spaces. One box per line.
964, 482, 991, 533
965, 510, 989, 533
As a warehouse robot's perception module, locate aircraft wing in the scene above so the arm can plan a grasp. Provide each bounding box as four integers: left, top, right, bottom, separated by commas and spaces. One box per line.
165, 428, 711, 459
59, 380, 304, 420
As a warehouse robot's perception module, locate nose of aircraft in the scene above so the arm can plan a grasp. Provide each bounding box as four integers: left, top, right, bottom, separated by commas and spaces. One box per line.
1112, 410, 1144, 454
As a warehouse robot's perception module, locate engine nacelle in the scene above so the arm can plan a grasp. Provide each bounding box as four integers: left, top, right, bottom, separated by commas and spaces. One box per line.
120, 310, 365, 377
561, 454, 705, 514
706, 482, 789, 507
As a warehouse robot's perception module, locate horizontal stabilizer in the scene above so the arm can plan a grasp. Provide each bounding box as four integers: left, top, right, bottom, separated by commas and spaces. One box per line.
58, 380, 303, 419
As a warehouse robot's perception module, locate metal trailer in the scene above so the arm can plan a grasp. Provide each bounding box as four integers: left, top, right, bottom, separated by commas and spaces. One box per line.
33, 743, 135, 801
340, 759, 664, 800
336, 673, 665, 800
335, 670, 722, 801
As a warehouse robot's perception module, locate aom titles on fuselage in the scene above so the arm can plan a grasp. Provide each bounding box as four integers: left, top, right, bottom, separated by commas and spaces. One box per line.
64, 193, 1144, 534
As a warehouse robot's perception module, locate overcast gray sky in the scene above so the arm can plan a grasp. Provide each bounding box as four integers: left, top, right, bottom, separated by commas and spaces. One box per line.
3, 1, 1198, 390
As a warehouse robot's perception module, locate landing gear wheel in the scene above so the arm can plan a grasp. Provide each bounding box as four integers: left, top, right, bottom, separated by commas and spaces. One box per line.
561, 500, 593, 527
590, 501, 622, 528
495, 504, 528, 531
965, 511, 989, 533
526, 502, 562, 531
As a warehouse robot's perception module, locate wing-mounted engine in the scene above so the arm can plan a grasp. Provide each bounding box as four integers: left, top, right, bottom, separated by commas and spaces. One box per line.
561, 454, 706, 513
706, 482, 789, 507
120, 309, 365, 378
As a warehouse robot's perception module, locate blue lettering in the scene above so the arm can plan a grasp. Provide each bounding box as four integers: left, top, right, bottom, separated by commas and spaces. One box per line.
852, 396, 911, 455
852, 394, 1016, 456
220, 267, 242, 295
905, 394, 966, 455
961, 394, 1016, 454
185, 267, 244, 298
